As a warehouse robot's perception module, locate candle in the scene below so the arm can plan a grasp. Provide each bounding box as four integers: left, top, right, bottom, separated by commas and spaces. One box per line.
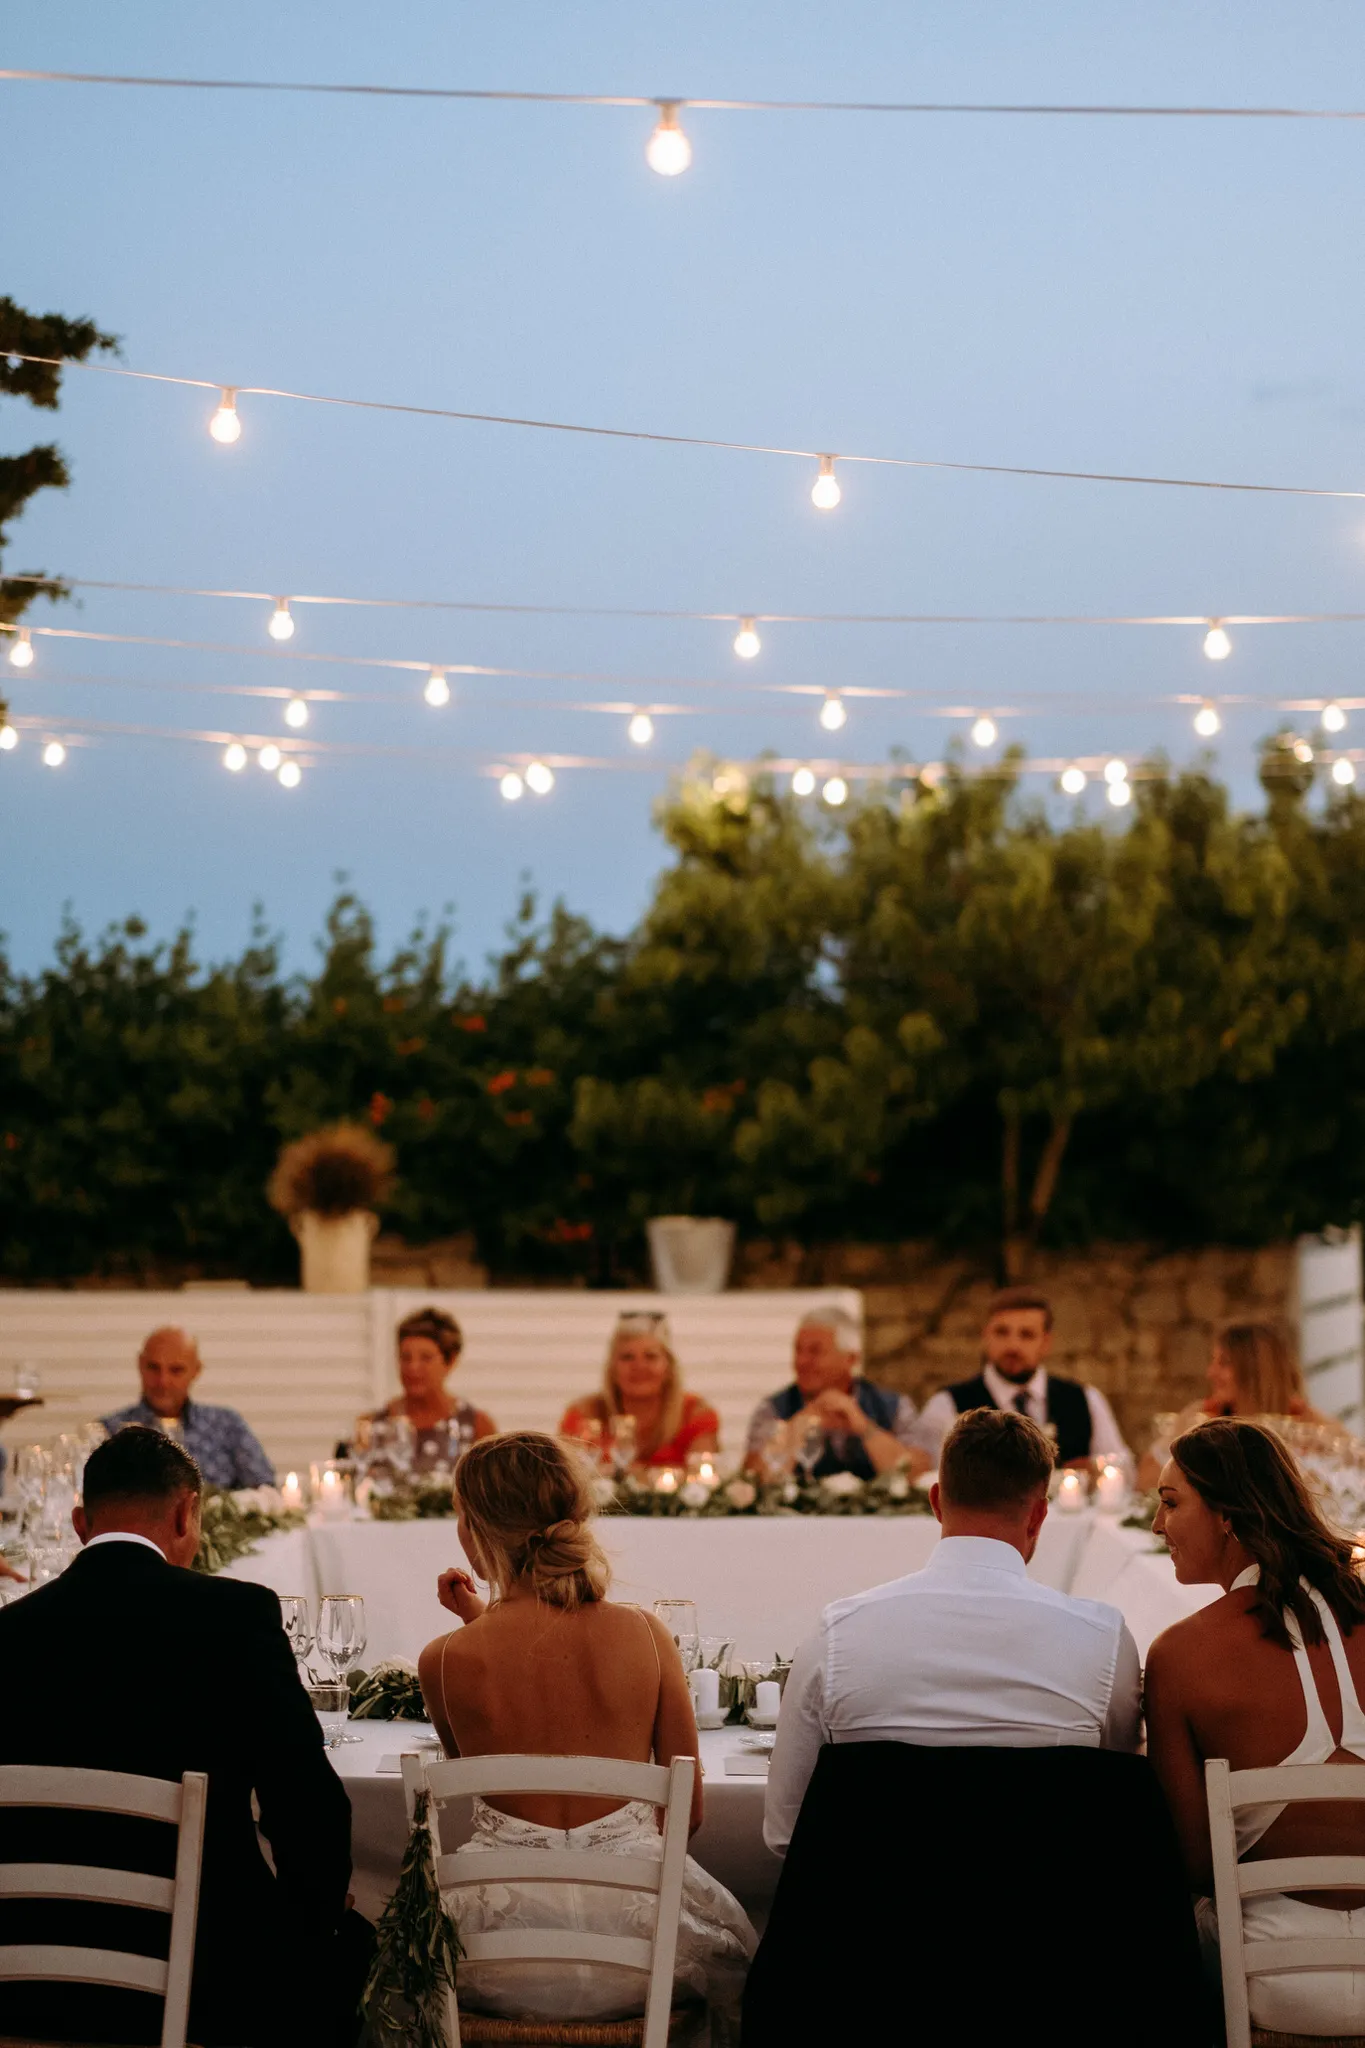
754, 1680, 782, 1720
281, 1471, 304, 1512
696, 1458, 718, 1488
690, 1665, 721, 1716
1095, 1462, 1127, 1513
318, 1469, 348, 1519
1056, 1469, 1087, 1514
654, 1468, 679, 1495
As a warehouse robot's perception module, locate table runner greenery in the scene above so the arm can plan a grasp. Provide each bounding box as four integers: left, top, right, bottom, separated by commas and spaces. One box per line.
369, 1466, 937, 1522
348, 1658, 428, 1720
192, 1486, 306, 1573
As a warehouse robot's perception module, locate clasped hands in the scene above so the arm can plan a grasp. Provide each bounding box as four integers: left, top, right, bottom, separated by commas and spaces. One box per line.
436, 1566, 487, 1624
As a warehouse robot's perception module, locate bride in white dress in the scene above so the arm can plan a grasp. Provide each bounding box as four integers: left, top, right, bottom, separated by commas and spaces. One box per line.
417, 1430, 757, 2032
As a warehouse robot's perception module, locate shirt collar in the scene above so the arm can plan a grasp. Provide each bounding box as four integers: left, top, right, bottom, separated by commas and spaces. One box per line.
133, 1397, 194, 1427
982, 1363, 1045, 1410
926, 1534, 1029, 1576
83, 1531, 168, 1561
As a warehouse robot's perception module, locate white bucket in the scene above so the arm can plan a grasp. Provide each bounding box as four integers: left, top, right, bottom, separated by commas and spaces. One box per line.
291, 1209, 378, 1293
646, 1216, 736, 1295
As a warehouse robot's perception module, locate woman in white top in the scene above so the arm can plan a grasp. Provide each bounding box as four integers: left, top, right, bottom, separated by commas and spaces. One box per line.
1146, 1417, 1365, 2035
417, 1430, 755, 2028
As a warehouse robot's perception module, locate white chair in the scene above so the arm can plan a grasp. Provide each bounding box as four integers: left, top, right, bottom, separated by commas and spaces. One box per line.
0, 1763, 207, 2048
1207, 1756, 1365, 2048
400, 1751, 697, 2048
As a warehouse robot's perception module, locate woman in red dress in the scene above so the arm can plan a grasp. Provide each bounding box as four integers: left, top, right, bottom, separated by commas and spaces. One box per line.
559, 1312, 719, 1471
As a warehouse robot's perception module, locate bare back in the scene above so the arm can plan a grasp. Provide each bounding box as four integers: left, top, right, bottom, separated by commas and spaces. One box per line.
418, 1595, 702, 1833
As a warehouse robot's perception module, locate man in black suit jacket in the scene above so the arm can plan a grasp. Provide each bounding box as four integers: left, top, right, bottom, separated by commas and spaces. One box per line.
0, 1426, 363, 2047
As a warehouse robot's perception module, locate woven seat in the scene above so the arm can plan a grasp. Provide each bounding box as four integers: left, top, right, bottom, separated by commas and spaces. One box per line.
454, 2005, 699, 2044
1252, 2033, 1365, 2048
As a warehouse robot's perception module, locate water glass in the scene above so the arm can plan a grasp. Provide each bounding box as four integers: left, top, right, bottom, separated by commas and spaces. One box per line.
609, 1414, 638, 1476
279, 1594, 314, 1674
13, 1361, 41, 1400
27, 1543, 67, 1588
317, 1595, 367, 1740
307, 1681, 351, 1749
653, 1597, 700, 1674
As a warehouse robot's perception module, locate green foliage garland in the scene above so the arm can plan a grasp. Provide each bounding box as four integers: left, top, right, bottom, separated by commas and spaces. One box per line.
347, 1660, 429, 1720
191, 1488, 306, 1574
362, 1788, 462, 2048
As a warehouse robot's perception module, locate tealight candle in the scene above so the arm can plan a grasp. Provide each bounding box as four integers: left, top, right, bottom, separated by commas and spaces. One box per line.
281, 1471, 304, 1512
1056, 1469, 1087, 1514
654, 1468, 680, 1496
690, 1665, 721, 1716
754, 1680, 782, 1720
1095, 1462, 1127, 1514
318, 1468, 348, 1520
696, 1458, 718, 1488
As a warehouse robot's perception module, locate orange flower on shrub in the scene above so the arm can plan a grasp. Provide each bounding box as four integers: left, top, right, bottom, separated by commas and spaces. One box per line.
416, 1096, 437, 1123
454, 1013, 487, 1032
486, 1070, 518, 1096
525, 1067, 555, 1087
504, 1109, 533, 1127
396, 1037, 426, 1057
368, 1092, 393, 1127
548, 1218, 593, 1243
382, 996, 405, 1014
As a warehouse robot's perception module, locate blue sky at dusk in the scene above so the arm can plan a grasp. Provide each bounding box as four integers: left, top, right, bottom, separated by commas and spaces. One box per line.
6, 4, 1365, 977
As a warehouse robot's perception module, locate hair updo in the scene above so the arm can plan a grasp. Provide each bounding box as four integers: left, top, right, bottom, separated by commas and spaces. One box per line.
397, 1306, 463, 1363
454, 1430, 610, 1612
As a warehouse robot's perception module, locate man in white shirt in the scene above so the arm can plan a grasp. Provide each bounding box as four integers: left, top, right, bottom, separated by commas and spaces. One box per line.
764, 1405, 1141, 1855
914, 1285, 1130, 1470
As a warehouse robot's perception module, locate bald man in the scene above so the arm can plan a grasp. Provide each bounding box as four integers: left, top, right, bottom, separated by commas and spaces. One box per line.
102, 1325, 275, 1489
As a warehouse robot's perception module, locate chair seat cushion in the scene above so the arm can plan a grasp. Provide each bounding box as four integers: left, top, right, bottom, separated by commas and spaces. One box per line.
456, 2004, 698, 2044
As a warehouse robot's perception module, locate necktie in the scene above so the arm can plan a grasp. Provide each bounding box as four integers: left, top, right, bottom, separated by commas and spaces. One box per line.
1011, 1386, 1031, 1415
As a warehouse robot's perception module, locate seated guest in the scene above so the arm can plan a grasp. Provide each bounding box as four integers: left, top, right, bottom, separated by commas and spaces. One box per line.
418, 1430, 755, 2027
1146, 1417, 1365, 2039
559, 1311, 719, 1469
0, 1427, 365, 2047
743, 1306, 929, 1480
764, 1407, 1141, 1856
354, 1306, 496, 1471
1137, 1320, 1330, 1489
915, 1285, 1130, 1469
102, 1323, 275, 1488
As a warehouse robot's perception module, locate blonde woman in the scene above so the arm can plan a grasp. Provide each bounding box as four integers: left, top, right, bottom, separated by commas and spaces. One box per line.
1138, 1321, 1328, 1490
559, 1312, 719, 1469
417, 1432, 755, 2027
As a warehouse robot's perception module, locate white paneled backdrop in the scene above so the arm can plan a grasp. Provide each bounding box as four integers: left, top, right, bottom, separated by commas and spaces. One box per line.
0, 1289, 862, 1479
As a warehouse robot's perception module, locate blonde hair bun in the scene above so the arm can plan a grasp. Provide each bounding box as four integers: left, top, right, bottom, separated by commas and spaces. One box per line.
455, 1432, 609, 1611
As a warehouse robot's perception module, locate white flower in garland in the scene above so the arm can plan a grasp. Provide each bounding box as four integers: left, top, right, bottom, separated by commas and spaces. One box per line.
679, 1480, 712, 1510
724, 1478, 757, 1510
884, 1472, 911, 1501
820, 1471, 864, 1498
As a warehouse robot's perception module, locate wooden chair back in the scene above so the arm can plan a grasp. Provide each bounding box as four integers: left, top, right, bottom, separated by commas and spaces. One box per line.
0, 1763, 208, 2048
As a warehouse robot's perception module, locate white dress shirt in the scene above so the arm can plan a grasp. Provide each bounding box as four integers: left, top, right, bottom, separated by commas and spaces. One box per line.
83, 1532, 167, 1559
764, 1533, 1142, 1856
915, 1365, 1130, 1464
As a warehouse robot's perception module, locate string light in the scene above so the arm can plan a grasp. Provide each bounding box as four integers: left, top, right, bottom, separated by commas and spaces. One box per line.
284, 695, 309, 729
819, 692, 847, 732
258, 743, 282, 771
8, 629, 33, 669
1293, 739, 1315, 764
822, 776, 849, 806
223, 742, 247, 771
628, 712, 654, 745
268, 599, 295, 642
1060, 765, 1087, 794
791, 767, 816, 796
525, 760, 555, 794
1103, 758, 1128, 784
278, 759, 302, 788
1107, 776, 1132, 807
1333, 757, 1357, 787
733, 617, 761, 660
811, 455, 841, 511
970, 715, 998, 748
1323, 701, 1348, 733
1203, 620, 1232, 661
42, 741, 66, 768
0, 725, 17, 751
1193, 700, 1222, 736
424, 668, 451, 707
209, 387, 241, 443
645, 100, 692, 175
499, 770, 525, 801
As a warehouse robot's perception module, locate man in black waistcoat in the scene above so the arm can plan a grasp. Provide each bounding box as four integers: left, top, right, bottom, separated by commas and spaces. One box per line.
916, 1285, 1130, 1469
0, 1426, 370, 2047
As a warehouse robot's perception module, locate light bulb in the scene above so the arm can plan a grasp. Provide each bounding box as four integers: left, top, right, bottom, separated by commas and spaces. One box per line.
628, 712, 654, 746
8, 629, 33, 669
733, 617, 761, 660
209, 388, 241, 443
500, 771, 525, 802
1193, 701, 1222, 738
1323, 701, 1347, 734
819, 693, 847, 732
1333, 757, 1357, 787
526, 760, 555, 795
223, 742, 247, 772
646, 101, 692, 176
1103, 758, 1128, 785
42, 740, 66, 769
1106, 777, 1132, 807
791, 767, 816, 796
258, 743, 282, 772
268, 599, 295, 642
424, 668, 451, 708
1292, 739, 1314, 765
0, 724, 17, 752
1203, 621, 1232, 662
811, 455, 841, 511
970, 716, 997, 748
283, 696, 309, 730
1060, 765, 1087, 795
278, 759, 302, 789
822, 776, 849, 806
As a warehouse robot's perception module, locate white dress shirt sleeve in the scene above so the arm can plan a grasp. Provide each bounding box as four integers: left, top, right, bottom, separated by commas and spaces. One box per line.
1100, 1621, 1143, 1752
911, 1388, 958, 1459
1084, 1385, 1131, 1463
763, 1628, 829, 1858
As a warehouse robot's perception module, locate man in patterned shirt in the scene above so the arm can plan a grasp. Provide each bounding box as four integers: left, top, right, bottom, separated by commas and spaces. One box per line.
102, 1325, 275, 1489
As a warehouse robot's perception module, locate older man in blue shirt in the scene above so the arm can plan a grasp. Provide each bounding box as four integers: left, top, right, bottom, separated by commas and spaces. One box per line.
103, 1325, 275, 1489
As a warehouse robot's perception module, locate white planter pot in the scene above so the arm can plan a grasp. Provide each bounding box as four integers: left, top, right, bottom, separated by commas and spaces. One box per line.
291, 1209, 379, 1293
646, 1216, 736, 1295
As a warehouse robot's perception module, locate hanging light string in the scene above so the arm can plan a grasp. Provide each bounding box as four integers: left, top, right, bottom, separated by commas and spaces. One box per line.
8, 352, 1365, 502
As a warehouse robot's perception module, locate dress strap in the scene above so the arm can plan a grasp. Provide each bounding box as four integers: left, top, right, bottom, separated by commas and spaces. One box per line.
1308, 1589, 1365, 1756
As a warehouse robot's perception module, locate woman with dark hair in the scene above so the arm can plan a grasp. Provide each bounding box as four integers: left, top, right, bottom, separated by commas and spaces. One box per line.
1146, 1418, 1365, 2035
353, 1306, 496, 1472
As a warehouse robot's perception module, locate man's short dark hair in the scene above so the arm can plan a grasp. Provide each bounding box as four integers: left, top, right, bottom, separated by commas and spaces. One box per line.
939, 1407, 1056, 1510
984, 1285, 1054, 1331
83, 1426, 202, 1515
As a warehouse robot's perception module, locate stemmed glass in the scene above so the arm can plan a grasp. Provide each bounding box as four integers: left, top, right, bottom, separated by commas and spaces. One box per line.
653, 1597, 700, 1675
609, 1415, 637, 1478
279, 1595, 314, 1680
316, 1595, 367, 1742
795, 1415, 826, 1484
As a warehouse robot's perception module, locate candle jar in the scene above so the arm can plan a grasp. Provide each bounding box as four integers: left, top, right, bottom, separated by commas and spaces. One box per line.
280, 1470, 307, 1513
653, 1467, 681, 1497
312, 1461, 353, 1520
1055, 1469, 1088, 1514
1095, 1461, 1128, 1514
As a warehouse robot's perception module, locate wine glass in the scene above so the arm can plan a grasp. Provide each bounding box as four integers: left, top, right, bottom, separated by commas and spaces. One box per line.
654, 1597, 700, 1675
609, 1414, 637, 1477
316, 1595, 367, 1741
795, 1415, 826, 1484
279, 1595, 314, 1677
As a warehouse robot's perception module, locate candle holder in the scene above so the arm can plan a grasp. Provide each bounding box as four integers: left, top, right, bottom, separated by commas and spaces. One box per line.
311, 1460, 355, 1519
1094, 1460, 1128, 1514
1055, 1468, 1088, 1514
